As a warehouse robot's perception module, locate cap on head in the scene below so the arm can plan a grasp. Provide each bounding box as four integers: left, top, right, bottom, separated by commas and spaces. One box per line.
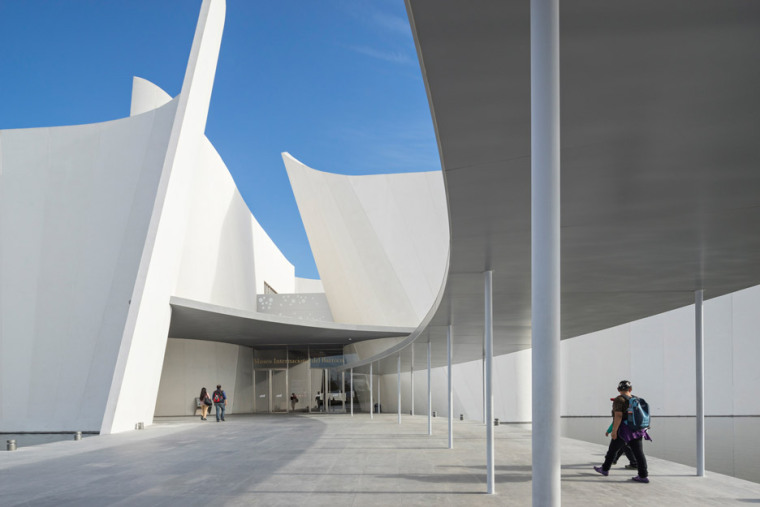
617, 380, 632, 391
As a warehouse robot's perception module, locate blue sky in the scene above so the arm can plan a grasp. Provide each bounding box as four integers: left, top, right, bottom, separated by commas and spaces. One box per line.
0, 0, 440, 279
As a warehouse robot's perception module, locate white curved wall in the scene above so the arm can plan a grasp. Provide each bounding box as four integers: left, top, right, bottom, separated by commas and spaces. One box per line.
174, 137, 260, 311
130, 76, 173, 117
284, 153, 449, 328
0, 0, 300, 433
0, 100, 179, 432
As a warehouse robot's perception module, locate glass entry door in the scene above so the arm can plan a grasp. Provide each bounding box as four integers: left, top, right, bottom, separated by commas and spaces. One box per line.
271, 369, 287, 413
254, 370, 269, 413
254, 369, 289, 413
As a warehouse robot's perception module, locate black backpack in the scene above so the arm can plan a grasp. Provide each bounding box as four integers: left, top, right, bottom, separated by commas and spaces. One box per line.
213, 390, 223, 403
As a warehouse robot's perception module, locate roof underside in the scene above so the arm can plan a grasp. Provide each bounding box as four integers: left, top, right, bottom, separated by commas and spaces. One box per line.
168, 297, 413, 348
366, 0, 760, 374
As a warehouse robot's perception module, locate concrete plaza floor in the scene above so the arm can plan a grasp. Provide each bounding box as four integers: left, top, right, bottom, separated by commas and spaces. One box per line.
1, 413, 759, 506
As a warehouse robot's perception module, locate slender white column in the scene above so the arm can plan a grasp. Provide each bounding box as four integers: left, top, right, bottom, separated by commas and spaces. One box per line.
342, 371, 346, 413
350, 368, 354, 416
378, 370, 382, 413
398, 354, 402, 424
482, 347, 486, 424
531, 0, 561, 504
324, 369, 328, 413
427, 339, 432, 436
286, 348, 290, 413
308, 347, 312, 414
696, 289, 705, 476
411, 345, 415, 416
370, 363, 374, 420
485, 270, 495, 494
447, 324, 453, 449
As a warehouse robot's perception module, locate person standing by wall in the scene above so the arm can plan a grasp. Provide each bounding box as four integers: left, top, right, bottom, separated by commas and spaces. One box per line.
594, 380, 651, 483
213, 384, 227, 422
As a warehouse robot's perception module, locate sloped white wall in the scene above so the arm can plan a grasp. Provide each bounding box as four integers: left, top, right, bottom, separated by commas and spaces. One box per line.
0, 100, 178, 432
100, 0, 228, 434
284, 154, 449, 328
154, 338, 253, 416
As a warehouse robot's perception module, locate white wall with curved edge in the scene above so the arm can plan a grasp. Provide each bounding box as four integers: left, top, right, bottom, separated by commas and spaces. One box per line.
130, 76, 173, 117
0, 100, 179, 432
1, 0, 302, 433
284, 153, 449, 328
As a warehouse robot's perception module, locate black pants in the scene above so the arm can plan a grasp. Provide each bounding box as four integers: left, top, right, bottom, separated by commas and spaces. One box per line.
613, 441, 637, 465
603, 437, 647, 478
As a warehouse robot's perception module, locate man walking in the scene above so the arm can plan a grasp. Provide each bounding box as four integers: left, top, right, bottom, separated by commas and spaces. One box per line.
213, 384, 227, 422
594, 380, 651, 483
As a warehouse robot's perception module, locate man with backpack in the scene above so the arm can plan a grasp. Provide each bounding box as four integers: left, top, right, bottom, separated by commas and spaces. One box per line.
212, 384, 227, 422
594, 380, 651, 483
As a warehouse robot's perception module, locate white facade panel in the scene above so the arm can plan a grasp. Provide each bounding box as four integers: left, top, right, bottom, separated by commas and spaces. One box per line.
704, 294, 734, 415
173, 138, 259, 311
562, 325, 630, 416
284, 154, 449, 328
252, 217, 295, 295
0, 102, 178, 431
154, 338, 253, 416
400, 347, 532, 423
295, 277, 324, 294
732, 285, 760, 415
559, 287, 760, 418
395, 284, 760, 423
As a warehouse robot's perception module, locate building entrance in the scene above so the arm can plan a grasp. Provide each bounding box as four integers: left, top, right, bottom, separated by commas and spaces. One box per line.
252, 346, 357, 414
254, 369, 288, 413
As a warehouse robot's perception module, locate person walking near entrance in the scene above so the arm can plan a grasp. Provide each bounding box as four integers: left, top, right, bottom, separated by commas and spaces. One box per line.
213, 384, 227, 422
594, 380, 651, 483
290, 393, 299, 411
199, 387, 212, 420
605, 397, 637, 469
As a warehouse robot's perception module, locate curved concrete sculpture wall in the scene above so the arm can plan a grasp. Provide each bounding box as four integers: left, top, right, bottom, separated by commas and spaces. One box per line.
0, 0, 298, 433
283, 153, 449, 329
0, 94, 179, 433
